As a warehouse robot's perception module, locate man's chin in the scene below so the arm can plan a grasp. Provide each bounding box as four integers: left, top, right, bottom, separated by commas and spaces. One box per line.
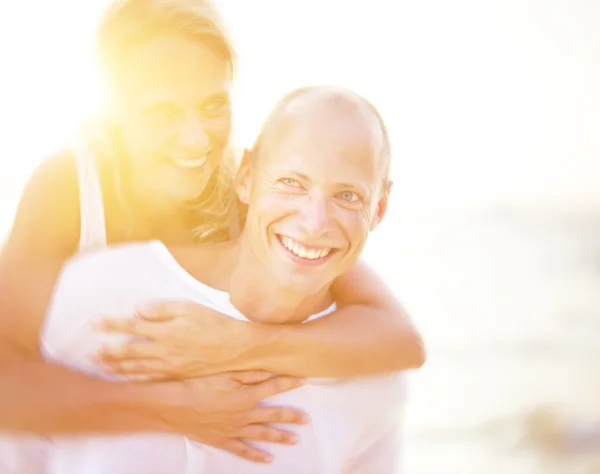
273, 266, 331, 293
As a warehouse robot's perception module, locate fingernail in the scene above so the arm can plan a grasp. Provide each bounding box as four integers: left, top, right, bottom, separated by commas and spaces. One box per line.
289, 434, 299, 444
263, 455, 272, 463
301, 415, 311, 424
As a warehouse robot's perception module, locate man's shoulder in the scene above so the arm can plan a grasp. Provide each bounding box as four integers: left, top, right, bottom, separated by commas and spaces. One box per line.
49, 241, 176, 317
55, 242, 165, 289
65, 241, 162, 271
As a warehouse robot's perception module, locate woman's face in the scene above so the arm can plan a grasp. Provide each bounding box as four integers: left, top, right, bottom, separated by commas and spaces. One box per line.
112, 33, 232, 207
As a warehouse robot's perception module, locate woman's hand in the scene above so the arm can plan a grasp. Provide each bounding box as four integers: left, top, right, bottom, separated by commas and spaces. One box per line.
151, 370, 308, 463
96, 301, 266, 380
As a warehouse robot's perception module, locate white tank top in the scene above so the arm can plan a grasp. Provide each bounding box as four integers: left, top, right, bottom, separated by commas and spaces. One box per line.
73, 141, 108, 252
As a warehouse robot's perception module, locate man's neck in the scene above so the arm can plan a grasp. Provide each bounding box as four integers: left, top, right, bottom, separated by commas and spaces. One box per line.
179, 239, 333, 324
228, 262, 333, 325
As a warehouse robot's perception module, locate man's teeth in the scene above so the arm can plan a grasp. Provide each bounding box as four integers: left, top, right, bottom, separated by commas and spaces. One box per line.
280, 236, 331, 260
172, 155, 207, 169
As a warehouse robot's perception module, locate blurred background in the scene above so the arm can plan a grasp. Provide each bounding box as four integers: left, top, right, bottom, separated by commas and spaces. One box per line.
1, 1, 599, 472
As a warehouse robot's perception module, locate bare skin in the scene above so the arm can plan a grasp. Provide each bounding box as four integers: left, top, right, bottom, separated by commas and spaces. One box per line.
0, 15, 423, 464
0, 151, 423, 462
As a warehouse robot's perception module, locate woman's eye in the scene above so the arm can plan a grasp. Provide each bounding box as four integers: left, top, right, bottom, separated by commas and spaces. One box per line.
203, 98, 230, 117
143, 105, 179, 124
337, 190, 361, 202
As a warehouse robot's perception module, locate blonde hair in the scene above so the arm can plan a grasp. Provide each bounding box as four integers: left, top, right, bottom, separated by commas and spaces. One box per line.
97, 0, 235, 90
84, 0, 239, 242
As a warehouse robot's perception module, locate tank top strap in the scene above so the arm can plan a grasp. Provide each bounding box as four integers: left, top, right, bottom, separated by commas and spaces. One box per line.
73, 140, 108, 252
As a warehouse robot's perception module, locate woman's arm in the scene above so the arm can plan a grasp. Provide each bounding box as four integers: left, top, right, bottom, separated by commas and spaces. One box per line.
101, 259, 425, 378
0, 153, 145, 433
0, 246, 303, 459
0, 153, 81, 351
241, 259, 425, 376
0, 156, 304, 462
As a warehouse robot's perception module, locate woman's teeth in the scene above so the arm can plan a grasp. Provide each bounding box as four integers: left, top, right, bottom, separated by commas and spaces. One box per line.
172, 155, 207, 169
280, 235, 331, 260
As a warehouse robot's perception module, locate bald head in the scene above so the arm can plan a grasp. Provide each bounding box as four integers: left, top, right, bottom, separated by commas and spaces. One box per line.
252, 86, 391, 191
235, 86, 392, 301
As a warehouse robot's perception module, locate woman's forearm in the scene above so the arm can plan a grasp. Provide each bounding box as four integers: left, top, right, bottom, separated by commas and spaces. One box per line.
0, 351, 166, 435
236, 305, 425, 378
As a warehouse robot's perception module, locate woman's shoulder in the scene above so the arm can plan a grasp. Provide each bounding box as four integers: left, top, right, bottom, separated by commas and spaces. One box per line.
7, 149, 81, 257
27, 147, 77, 182
25, 150, 80, 217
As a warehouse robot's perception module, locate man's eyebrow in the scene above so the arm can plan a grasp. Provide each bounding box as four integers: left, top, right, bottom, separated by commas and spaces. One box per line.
292, 172, 311, 182
336, 181, 371, 196
268, 167, 311, 182
271, 167, 371, 194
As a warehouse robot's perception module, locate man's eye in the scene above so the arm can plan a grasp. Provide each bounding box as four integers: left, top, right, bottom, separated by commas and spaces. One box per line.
336, 190, 361, 202
278, 178, 302, 188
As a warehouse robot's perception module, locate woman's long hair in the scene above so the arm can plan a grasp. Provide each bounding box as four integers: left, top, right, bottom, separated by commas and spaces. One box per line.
81, 0, 241, 242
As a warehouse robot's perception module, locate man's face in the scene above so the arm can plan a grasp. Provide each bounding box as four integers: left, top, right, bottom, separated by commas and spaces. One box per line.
237, 105, 390, 295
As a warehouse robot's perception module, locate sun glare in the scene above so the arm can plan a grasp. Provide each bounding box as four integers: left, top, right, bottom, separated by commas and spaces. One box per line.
0, 2, 108, 233
0, 0, 597, 237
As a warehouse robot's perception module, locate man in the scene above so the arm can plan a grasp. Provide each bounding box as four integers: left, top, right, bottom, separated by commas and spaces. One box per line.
26, 85, 405, 472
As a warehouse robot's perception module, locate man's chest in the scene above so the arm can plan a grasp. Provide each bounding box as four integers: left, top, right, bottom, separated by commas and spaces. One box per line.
196, 383, 379, 474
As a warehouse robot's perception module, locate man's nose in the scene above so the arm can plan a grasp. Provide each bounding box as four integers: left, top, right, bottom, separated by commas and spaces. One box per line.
177, 112, 210, 151
299, 194, 333, 239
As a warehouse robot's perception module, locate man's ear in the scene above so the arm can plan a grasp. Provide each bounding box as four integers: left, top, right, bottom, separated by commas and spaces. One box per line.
370, 180, 392, 231
235, 149, 253, 205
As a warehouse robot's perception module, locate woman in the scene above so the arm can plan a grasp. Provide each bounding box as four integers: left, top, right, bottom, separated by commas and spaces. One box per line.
0, 0, 424, 464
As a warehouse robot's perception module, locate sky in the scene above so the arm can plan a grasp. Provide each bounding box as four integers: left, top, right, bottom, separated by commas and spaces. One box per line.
0, 0, 598, 228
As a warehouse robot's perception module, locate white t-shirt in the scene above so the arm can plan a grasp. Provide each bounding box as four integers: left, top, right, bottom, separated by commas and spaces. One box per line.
37, 241, 406, 474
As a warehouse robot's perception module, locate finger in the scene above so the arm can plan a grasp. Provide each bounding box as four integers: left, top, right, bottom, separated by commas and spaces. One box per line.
102, 358, 168, 376
192, 437, 271, 463
231, 371, 274, 385
237, 424, 299, 445
97, 318, 159, 340
98, 342, 163, 361
246, 406, 310, 425
136, 302, 178, 322
221, 439, 272, 463
138, 300, 197, 321
112, 372, 173, 382
127, 372, 171, 382
248, 376, 306, 401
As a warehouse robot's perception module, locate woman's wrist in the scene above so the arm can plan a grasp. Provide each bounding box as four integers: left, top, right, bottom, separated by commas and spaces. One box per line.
223, 322, 290, 372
